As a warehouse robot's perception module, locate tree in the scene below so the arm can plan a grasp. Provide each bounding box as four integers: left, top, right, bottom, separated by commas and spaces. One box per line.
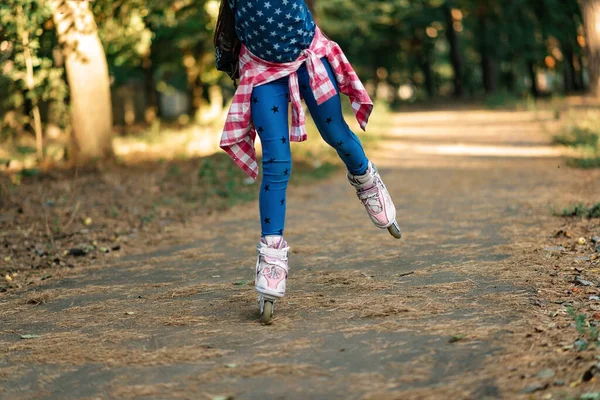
49, 0, 114, 166
0, 0, 66, 156
443, 1, 464, 97
581, 0, 600, 96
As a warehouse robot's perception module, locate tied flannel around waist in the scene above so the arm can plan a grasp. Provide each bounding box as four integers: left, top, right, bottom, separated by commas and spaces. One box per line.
285, 49, 336, 140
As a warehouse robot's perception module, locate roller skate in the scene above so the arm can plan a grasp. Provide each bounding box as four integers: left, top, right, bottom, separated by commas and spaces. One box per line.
255, 236, 289, 325
348, 161, 402, 239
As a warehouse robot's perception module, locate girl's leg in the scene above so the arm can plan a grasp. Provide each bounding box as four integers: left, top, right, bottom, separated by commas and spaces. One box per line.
251, 78, 292, 313
298, 60, 369, 176
251, 78, 292, 237
299, 59, 401, 237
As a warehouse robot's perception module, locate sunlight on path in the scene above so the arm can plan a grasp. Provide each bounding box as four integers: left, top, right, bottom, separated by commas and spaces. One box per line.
380, 141, 569, 158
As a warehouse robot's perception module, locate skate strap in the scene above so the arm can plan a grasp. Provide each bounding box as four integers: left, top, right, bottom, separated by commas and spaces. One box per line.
358, 184, 379, 199
258, 245, 289, 260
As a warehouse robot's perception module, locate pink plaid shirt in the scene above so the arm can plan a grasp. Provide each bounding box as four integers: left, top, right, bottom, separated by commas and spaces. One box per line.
219, 28, 373, 180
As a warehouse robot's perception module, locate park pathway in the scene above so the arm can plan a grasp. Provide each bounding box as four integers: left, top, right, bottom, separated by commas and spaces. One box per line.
2, 109, 599, 399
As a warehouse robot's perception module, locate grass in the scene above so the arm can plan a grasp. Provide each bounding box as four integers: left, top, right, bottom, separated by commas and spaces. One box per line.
566, 156, 600, 169
554, 113, 600, 169
195, 153, 341, 210
566, 306, 600, 351
553, 127, 599, 149
556, 203, 600, 218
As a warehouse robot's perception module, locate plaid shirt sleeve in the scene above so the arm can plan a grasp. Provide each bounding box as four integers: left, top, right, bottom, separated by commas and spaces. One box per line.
325, 40, 373, 131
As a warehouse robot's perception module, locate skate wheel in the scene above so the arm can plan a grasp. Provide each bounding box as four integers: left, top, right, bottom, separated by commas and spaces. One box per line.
387, 221, 402, 239
261, 300, 274, 325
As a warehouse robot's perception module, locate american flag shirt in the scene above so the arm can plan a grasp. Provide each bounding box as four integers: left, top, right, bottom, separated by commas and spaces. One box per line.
220, 27, 374, 180
228, 0, 316, 63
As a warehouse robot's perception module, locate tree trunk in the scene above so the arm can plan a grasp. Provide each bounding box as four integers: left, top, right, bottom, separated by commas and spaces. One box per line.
183, 52, 205, 120
419, 53, 435, 98
576, 54, 585, 91
142, 55, 158, 123
562, 43, 576, 93
477, 15, 496, 94
22, 30, 43, 159
443, 2, 464, 97
528, 61, 539, 98
582, 0, 600, 97
50, 0, 114, 166
481, 52, 496, 93
16, 6, 43, 159
502, 57, 517, 92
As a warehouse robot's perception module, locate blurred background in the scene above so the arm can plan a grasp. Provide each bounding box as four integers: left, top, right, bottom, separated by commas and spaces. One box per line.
0, 0, 599, 170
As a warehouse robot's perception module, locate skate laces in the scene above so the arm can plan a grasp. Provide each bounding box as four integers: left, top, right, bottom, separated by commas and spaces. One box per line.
257, 244, 289, 274
357, 176, 384, 214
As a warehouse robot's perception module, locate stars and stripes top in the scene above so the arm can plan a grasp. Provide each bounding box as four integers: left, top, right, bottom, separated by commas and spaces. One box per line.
228, 0, 316, 63
219, 27, 374, 180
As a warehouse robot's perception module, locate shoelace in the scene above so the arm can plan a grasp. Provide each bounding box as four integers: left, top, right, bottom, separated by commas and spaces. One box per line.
258, 248, 288, 279
358, 177, 384, 214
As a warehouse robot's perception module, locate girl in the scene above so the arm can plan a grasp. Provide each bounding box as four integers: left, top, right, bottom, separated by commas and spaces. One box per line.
214, 0, 401, 323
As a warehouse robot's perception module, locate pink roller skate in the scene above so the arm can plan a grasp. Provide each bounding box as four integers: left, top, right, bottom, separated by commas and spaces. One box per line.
255, 236, 289, 324
347, 161, 402, 239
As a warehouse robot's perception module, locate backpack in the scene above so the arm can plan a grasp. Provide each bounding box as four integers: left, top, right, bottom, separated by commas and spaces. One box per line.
215, 0, 241, 82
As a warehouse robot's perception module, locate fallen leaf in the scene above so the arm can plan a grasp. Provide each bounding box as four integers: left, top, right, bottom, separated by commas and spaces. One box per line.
575, 276, 595, 287
537, 368, 555, 379
520, 383, 548, 394
20, 334, 40, 339
449, 334, 465, 343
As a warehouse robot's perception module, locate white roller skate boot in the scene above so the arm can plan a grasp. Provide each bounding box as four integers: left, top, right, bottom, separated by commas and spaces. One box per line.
347, 161, 402, 239
255, 236, 289, 324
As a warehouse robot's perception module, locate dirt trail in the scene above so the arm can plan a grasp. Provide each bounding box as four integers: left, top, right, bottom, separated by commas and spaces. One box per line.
2, 109, 600, 400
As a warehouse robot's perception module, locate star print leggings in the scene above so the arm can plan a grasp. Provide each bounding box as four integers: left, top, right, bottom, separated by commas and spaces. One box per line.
251, 58, 369, 237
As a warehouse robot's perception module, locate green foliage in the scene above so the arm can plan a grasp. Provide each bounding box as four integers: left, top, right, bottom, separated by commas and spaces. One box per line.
554, 127, 599, 149
558, 203, 600, 218
555, 115, 600, 169
566, 156, 600, 169
91, 0, 217, 89
0, 0, 591, 151
566, 306, 600, 350
0, 0, 69, 139
319, 0, 583, 99
197, 155, 258, 208
580, 393, 600, 400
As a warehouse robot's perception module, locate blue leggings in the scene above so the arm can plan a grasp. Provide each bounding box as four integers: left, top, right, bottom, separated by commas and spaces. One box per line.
251, 58, 369, 237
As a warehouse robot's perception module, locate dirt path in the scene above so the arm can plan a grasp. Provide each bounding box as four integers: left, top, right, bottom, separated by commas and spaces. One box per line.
2, 109, 600, 400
